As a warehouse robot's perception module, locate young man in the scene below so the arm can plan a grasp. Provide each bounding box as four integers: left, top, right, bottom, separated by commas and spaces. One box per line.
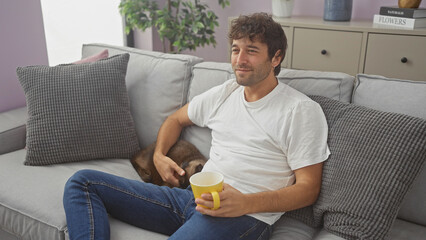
63, 13, 329, 240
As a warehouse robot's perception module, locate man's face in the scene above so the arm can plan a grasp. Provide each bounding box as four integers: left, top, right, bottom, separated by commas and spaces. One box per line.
231, 37, 274, 87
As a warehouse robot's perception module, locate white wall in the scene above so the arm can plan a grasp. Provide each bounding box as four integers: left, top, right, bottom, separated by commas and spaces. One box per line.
40, 0, 124, 66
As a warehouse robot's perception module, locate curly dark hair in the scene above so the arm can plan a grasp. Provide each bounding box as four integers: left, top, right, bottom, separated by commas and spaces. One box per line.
228, 13, 287, 76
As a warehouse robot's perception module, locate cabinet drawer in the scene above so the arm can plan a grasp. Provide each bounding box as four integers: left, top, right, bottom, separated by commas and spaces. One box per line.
282, 26, 291, 68
364, 33, 426, 81
292, 28, 362, 76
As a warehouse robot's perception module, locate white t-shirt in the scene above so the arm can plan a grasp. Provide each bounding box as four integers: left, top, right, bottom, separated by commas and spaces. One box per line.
187, 79, 330, 225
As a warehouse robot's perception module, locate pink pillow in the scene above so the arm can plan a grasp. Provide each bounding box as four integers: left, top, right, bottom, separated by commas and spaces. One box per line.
73, 49, 109, 64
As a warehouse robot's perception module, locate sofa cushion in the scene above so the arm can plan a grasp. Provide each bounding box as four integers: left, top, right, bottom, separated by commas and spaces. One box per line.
108, 218, 168, 240
277, 69, 354, 103
271, 214, 319, 240
353, 74, 426, 226
0, 107, 27, 154
0, 149, 142, 240
387, 219, 426, 240
289, 96, 426, 239
352, 74, 426, 119
16, 54, 140, 165
82, 43, 203, 148
64, 217, 169, 240
181, 62, 234, 158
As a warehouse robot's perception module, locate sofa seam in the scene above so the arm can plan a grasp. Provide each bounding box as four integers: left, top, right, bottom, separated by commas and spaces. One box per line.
186, 66, 196, 104
0, 125, 26, 136
181, 61, 191, 107
193, 65, 234, 74
356, 74, 426, 84
278, 77, 345, 81
83, 43, 200, 63
351, 75, 361, 103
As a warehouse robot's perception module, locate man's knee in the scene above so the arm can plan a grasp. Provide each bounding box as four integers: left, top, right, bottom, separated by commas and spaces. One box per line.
67, 169, 98, 184
64, 169, 106, 196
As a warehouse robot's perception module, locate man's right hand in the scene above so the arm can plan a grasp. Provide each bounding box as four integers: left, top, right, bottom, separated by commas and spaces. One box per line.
153, 152, 186, 187
153, 103, 192, 187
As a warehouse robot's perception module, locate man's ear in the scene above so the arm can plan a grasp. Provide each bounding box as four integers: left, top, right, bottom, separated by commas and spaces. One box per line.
272, 50, 283, 68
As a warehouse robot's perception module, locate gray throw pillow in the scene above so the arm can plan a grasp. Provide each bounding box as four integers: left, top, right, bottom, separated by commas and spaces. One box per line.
17, 53, 140, 166
287, 95, 426, 239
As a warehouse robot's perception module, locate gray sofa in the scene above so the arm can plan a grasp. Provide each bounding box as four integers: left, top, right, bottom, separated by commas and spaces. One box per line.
1, 43, 425, 240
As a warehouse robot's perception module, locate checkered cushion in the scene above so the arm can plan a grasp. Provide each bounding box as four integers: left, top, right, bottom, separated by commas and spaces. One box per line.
287, 95, 426, 239
16, 54, 140, 165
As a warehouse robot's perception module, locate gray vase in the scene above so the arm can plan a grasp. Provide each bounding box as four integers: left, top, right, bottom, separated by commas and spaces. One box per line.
324, 0, 353, 21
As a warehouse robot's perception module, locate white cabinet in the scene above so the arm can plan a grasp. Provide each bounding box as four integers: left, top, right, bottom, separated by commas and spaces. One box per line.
276, 17, 426, 81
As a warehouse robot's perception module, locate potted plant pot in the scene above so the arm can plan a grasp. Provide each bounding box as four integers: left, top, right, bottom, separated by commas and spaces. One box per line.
272, 0, 295, 18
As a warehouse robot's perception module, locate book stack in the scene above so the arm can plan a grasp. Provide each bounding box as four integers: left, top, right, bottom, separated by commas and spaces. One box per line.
373, 6, 426, 29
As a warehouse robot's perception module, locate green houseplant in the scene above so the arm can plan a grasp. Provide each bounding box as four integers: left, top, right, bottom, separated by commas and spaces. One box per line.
119, 0, 230, 53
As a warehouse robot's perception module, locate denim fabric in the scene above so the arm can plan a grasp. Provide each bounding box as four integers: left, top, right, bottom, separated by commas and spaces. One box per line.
63, 169, 271, 240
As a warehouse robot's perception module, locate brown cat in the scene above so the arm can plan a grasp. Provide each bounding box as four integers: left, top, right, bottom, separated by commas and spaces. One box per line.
131, 140, 207, 188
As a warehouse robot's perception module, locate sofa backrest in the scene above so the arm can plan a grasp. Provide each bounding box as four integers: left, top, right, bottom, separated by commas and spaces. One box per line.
277, 69, 355, 103
353, 74, 426, 119
82, 43, 202, 148
352, 74, 426, 227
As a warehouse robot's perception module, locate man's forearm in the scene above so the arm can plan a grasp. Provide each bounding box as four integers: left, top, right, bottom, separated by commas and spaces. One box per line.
154, 103, 193, 156
154, 116, 184, 156
152, 104, 194, 186
244, 181, 320, 214
245, 163, 323, 214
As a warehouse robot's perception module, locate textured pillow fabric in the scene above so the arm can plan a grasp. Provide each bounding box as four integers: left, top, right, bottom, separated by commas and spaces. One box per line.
288, 96, 426, 239
72, 49, 108, 64
17, 53, 140, 166
352, 74, 426, 226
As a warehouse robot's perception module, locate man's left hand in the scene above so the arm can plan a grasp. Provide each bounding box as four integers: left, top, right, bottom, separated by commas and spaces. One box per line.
195, 183, 250, 217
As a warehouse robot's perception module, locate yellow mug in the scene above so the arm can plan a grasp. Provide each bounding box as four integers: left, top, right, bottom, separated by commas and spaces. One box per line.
190, 172, 224, 210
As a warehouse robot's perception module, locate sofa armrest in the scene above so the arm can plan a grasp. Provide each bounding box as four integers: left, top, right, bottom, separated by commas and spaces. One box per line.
0, 107, 27, 154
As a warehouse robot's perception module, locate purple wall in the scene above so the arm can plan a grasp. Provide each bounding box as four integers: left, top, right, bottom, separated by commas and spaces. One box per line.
183, 0, 426, 62
1, 0, 425, 113
0, 0, 48, 113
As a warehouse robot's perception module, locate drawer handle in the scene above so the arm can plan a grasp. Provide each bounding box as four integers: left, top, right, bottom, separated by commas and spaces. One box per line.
401, 57, 408, 63
321, 49, 327, 55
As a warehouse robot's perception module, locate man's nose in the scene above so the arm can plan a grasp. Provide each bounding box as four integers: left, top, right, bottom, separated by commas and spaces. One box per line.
236, 51, 248, 65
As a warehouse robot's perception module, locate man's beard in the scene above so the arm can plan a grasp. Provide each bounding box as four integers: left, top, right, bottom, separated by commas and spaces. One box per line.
233, 63, 271, 87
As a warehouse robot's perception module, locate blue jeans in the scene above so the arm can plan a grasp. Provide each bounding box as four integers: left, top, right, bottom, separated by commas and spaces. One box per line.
63, 169, 271, 240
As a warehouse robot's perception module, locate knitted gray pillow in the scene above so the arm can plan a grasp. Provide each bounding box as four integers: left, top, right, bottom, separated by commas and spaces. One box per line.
287, 95, 426, 239
17, 54, 140, 166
